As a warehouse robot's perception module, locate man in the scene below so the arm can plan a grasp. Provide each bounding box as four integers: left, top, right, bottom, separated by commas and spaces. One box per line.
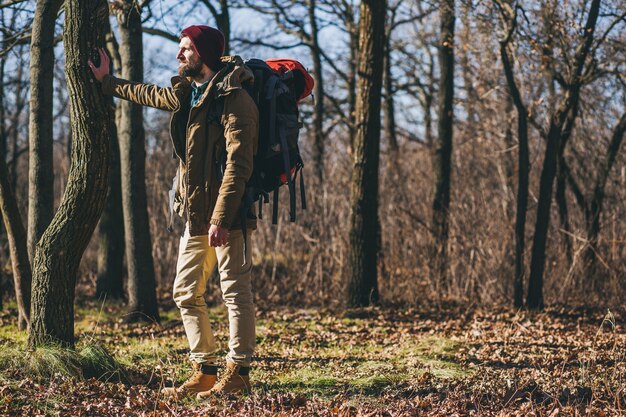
89, 25, 258, 398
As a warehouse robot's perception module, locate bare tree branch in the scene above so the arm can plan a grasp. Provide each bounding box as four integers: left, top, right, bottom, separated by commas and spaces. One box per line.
142, 27, 178, 43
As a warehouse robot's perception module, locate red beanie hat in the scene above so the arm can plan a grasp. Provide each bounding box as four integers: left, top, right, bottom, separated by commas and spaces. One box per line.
181, 25, 225, 72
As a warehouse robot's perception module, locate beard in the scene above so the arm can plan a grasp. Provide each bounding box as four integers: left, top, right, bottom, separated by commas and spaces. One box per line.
178, 57, 203, 77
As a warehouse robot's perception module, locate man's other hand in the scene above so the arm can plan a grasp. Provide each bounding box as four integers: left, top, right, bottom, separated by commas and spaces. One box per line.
208, 224, 229, 247
88, 48, 110, 82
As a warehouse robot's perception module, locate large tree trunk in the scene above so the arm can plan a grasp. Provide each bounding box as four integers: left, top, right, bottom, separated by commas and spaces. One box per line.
28, 0, 111, 347
0, 143, 31, 330
346, 0, 386, 307
431, 0, 455, 290
526, 0, 600, 309
115, 0, 160, 323
27, 0, 63, 263
96, 24, 125, 300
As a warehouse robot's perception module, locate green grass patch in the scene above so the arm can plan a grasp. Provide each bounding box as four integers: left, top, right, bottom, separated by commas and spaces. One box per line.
79, 343, 125, 381
275, 367, 339, 393
0, 341, 124, 382
413, 335, 463, 357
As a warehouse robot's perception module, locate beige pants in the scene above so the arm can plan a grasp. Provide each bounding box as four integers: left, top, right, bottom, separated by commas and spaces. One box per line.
173, 226, 255, 367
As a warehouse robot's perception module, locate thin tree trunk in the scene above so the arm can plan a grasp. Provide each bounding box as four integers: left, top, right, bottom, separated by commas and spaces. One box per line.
218, 0, 230, 55
383, 11, 397, 153
0, 137, 31, 330
500, 36, 529, 309
28, 0, 111, 347
527, 0, 600, 309
431, 0, 455, 290
96, 25, 125, 300
460, 0, 476, 131
347, 15, 358, 153
424, 53, 435, 147
0, 8, 32, 330
347, 0, 386, 307
9, 64, 26, 193
555, 107, 578, 264
308, 0, 325, 183
115, 0, 159, 323
27, 0, 63, 262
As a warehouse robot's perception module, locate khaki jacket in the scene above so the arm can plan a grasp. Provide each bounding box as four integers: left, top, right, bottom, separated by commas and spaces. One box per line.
102, 56, 259, 236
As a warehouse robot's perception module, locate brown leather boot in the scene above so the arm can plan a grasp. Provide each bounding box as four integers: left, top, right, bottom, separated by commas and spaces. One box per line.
196, 361, 251, 398
162, 362, 217, 399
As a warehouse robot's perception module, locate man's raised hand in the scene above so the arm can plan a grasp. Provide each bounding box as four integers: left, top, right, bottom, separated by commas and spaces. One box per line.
88, 48, 110, 82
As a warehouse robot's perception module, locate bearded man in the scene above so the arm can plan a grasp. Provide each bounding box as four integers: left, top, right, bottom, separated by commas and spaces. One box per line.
89, 25, 258, 398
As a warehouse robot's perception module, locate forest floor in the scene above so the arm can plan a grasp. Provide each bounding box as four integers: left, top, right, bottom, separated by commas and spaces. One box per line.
0, 301, 624, 416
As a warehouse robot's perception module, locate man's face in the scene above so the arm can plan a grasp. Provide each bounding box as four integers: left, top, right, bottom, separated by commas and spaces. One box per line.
177, 36, 203, 77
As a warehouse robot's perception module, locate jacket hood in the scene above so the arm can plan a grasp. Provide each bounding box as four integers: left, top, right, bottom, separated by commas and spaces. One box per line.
213, 55, 253, 96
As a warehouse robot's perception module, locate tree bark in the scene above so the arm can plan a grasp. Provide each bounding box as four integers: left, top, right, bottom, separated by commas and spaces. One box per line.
96, 27, 125, 300
526, 0, 600, 309
431, 0, 455, 289
114, 0, 160, 323
28, 0, 111, 347
347, 0, 386, 307
27, 0, 63, 262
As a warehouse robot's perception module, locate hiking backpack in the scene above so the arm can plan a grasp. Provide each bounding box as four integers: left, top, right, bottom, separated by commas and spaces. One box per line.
243, 58, 314, 224
211, 58, 314, 259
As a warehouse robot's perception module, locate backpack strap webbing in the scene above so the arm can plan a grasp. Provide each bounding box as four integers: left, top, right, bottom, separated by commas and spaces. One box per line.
258, 191, 269, 219
272, 187, 279, 225
297, 165, 307, 210
278, 125, 296, 222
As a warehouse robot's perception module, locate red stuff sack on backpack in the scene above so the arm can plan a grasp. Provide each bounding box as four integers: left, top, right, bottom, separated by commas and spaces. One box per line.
265, 58, 314, 104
